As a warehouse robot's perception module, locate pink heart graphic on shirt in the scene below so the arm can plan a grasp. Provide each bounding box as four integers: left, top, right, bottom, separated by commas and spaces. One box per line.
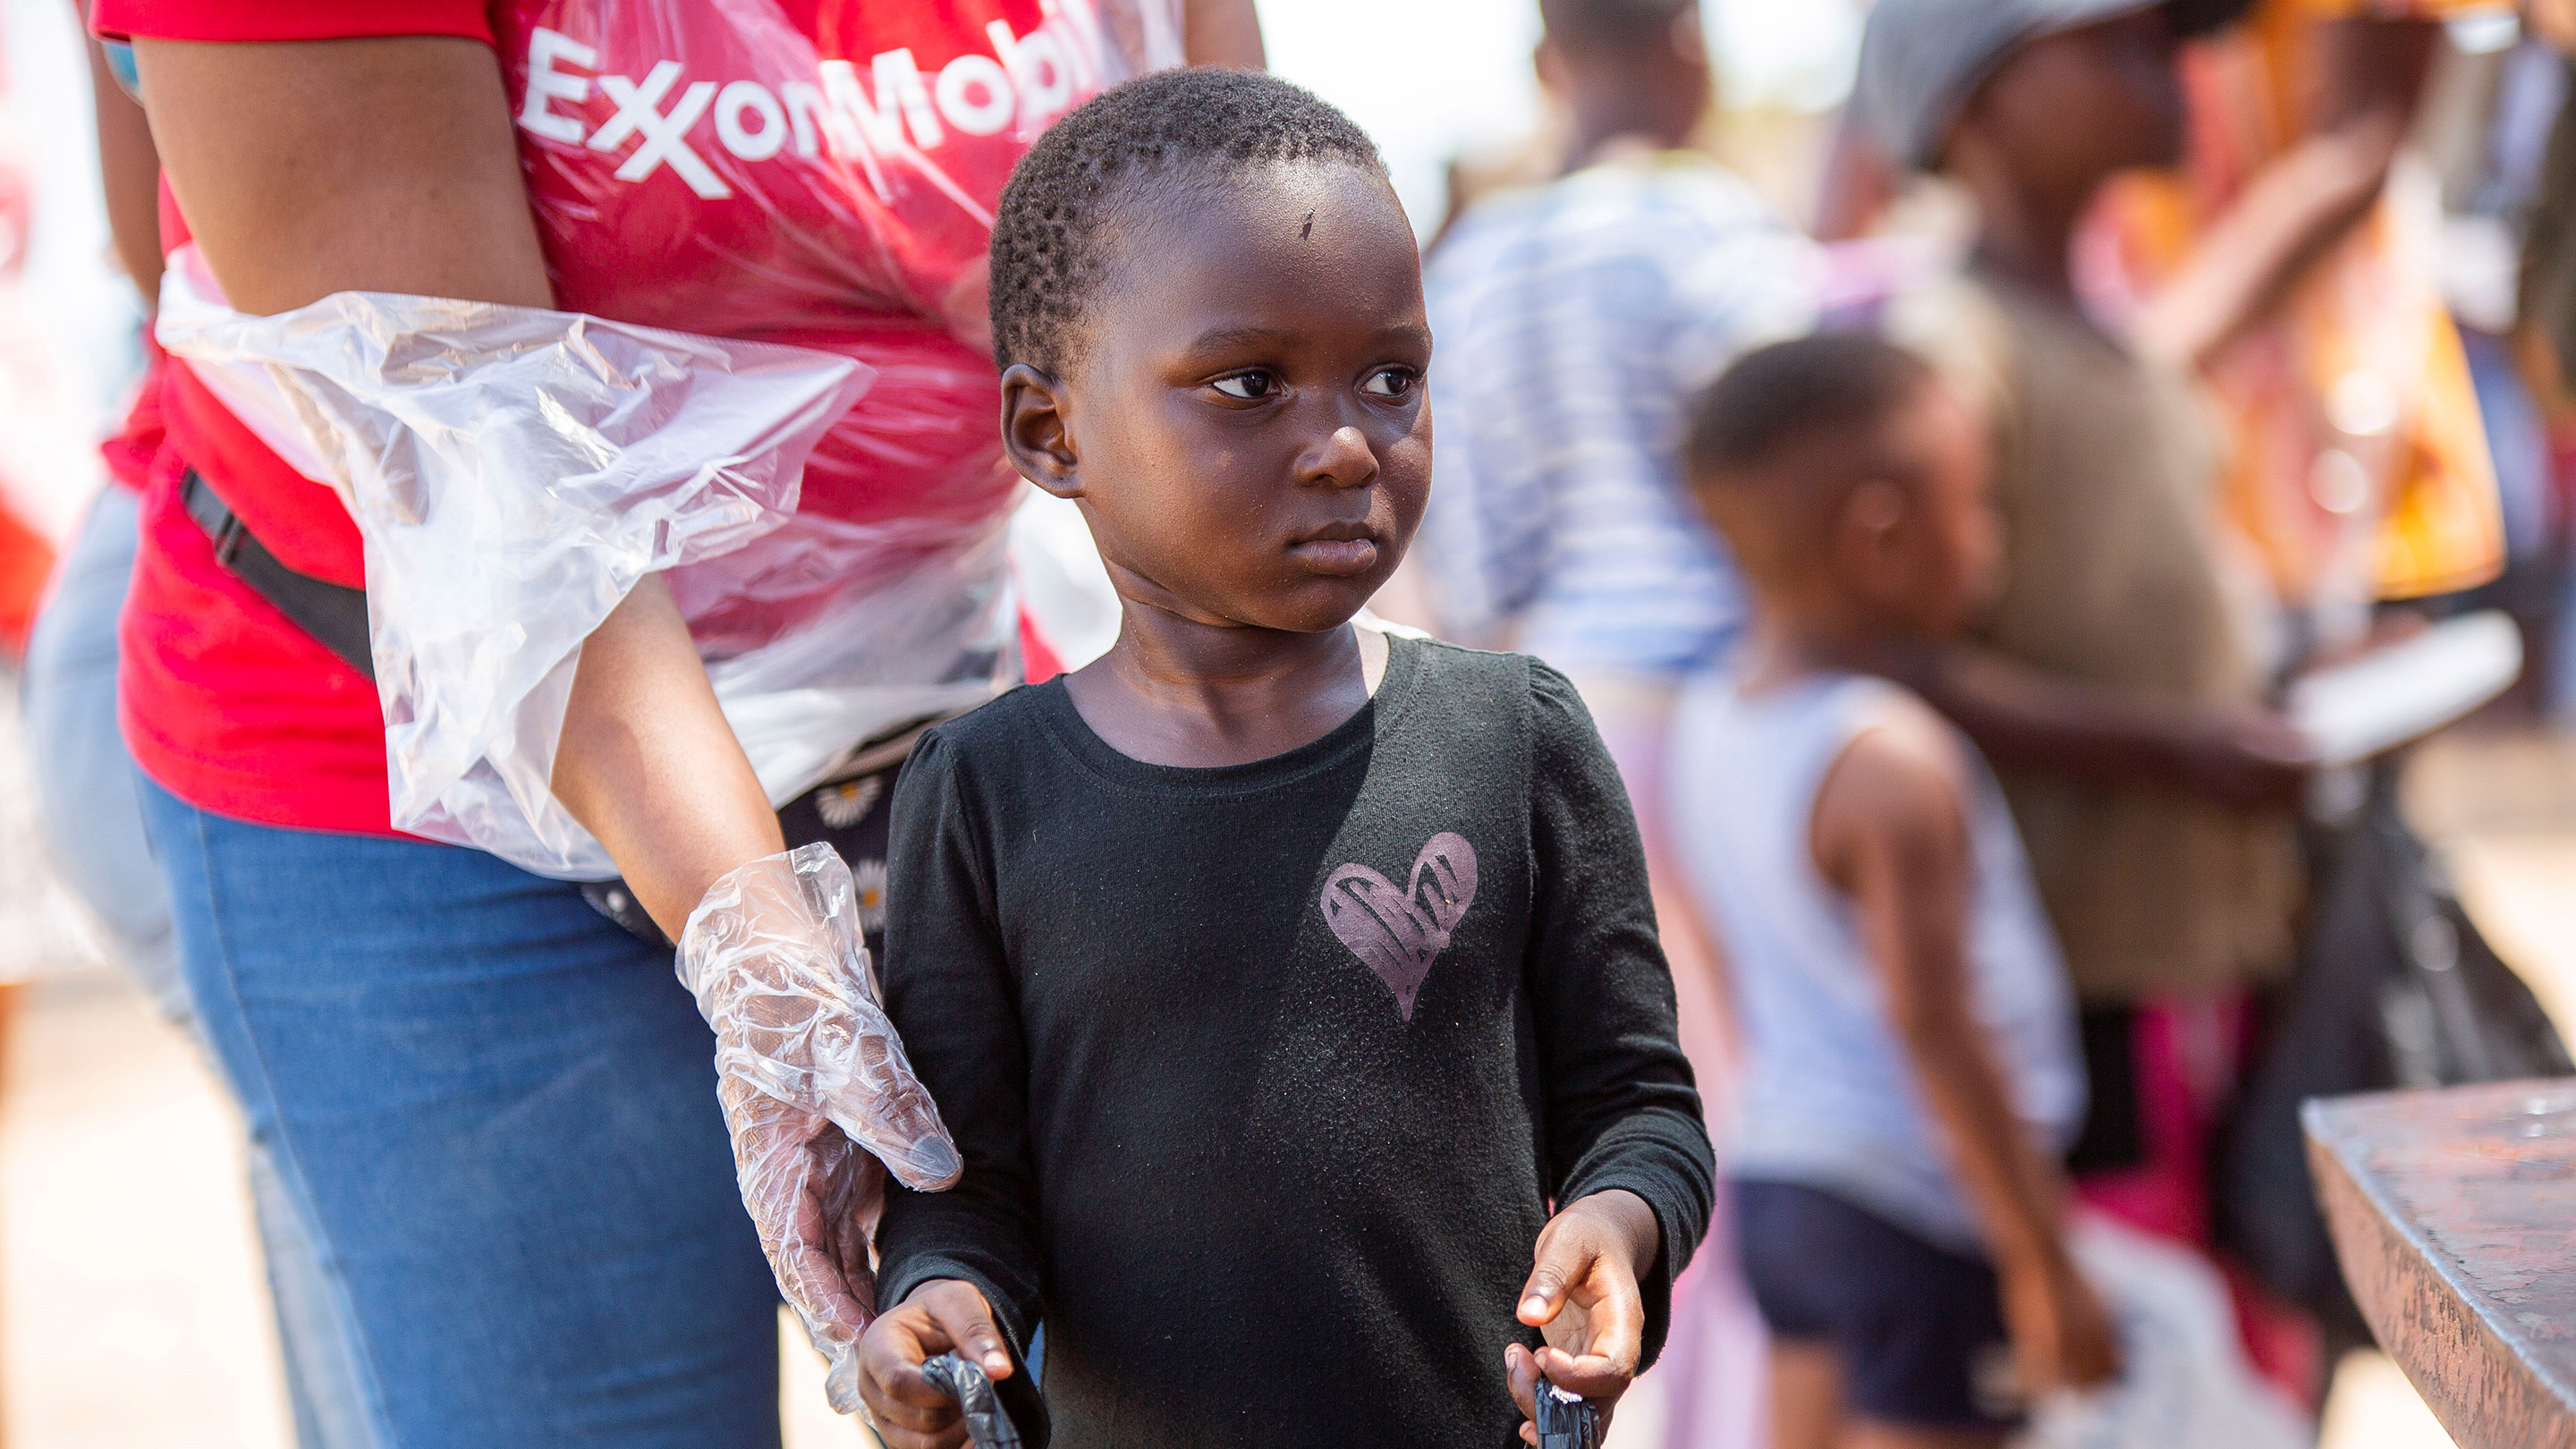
1320, 832, 1479, 1021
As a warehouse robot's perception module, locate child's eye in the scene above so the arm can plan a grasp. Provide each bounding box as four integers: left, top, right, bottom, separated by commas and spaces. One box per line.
1360, 368, 1419, 401
1211, 371, 1277, 401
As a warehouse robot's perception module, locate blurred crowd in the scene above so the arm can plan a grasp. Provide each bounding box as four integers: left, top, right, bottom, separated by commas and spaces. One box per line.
1402, 0, 2575, 1445
0, 0, 2571, 1447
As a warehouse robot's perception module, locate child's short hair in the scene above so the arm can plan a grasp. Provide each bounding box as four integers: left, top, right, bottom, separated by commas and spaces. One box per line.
988, 68, 1387, 374
1686, 332, 1935, 485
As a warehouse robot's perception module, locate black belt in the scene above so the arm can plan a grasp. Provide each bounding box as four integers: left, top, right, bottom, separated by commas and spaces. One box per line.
181, 469, 377, 681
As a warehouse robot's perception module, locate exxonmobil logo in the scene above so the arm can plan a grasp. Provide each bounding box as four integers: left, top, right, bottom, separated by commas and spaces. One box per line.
515, 0, 1141, 214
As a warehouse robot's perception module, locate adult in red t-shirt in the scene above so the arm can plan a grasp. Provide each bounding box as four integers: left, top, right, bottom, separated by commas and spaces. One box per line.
94, 4, 1259, 1442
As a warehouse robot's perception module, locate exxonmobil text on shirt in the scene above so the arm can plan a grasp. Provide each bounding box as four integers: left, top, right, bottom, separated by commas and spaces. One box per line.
505, 0, 1179, 335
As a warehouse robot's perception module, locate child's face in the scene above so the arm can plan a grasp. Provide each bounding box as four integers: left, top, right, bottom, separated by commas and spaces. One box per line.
1005, 161, 1433, 636
1876, 380, 1999, 640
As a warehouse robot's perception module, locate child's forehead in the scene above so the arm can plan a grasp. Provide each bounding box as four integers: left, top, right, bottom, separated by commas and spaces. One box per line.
1085, 162, 1422, 332
1111, 157, 1409, 252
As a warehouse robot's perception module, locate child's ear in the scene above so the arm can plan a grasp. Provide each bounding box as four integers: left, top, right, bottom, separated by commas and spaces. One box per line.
1835, 477, 1911, 577
1001, 362, 1082, 499
1532, 38, 1563, 97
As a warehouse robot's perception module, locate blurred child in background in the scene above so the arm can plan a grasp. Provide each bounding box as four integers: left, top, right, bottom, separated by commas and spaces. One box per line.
1415, 10, 1821, 1435
1857, 0, 2326, 1400
1673, 333, 2108, 1449
1419, 0, 1813, 715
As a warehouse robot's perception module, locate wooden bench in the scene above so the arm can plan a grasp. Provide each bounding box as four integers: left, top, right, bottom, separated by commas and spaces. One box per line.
2309, 1079, 2576, 1448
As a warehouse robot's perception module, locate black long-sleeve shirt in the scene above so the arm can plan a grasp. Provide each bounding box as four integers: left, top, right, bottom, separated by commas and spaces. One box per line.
876, 635, 1713, 1448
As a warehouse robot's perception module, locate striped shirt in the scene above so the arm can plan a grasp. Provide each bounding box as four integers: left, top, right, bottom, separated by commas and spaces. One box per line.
1420, 157, 1819, 678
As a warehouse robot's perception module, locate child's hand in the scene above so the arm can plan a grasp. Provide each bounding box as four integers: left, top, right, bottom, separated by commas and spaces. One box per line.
1998, 1249, 2121, 1396
1505, 1189, 1659, 1445
857, 1279, 1014, 1449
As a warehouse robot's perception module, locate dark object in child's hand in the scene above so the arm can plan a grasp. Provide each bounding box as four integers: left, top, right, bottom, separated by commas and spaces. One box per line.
919, 1353, 1025, 1448
1535, 1381, 1599, 1449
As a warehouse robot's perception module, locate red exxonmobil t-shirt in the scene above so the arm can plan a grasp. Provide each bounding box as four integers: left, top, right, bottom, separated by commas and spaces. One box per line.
92, 0, 1128, 835
99, 338, 166, 496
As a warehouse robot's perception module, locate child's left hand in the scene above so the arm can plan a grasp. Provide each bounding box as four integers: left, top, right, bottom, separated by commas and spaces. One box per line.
1506, 1188, 1660, 1445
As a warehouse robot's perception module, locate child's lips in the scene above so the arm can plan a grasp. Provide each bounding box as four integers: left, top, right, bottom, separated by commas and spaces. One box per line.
1290, 535, 1380, 576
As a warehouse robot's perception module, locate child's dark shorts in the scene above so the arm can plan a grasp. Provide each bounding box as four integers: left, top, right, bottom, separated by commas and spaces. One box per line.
1732, 1179, 2026, 1433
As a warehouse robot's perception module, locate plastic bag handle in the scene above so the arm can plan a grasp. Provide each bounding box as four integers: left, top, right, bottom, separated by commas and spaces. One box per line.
1535, 1381, 1600, 1449
919, 1353, 1027, 1448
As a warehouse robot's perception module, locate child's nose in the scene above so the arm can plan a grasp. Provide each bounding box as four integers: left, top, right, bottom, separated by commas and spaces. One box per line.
1302, 424, 1380, 489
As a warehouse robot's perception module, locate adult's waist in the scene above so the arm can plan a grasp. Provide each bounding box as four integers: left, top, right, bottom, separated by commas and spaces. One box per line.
1727, 1128, 1987, 1257
159, 326, 1020, 597
164, 357, 365, 585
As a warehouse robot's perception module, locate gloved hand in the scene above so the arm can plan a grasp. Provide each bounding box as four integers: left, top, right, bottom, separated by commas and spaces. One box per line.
678, 843, 962, 1412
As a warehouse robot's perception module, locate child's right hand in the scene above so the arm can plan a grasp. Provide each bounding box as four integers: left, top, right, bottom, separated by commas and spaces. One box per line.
857, 1278, 1014, 1449
1505, 1189, 1659, 1444
1998, 1249, 2120, 1396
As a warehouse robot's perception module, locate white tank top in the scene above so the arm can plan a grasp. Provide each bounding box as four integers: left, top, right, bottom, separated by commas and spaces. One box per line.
1669, 671, 2085, 1253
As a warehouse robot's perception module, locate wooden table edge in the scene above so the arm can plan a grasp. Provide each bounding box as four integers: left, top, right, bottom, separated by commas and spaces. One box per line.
2307, 1096, 2576, 1449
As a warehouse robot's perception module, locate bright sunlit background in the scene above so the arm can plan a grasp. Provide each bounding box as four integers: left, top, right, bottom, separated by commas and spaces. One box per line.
1257, 0, 1866, 235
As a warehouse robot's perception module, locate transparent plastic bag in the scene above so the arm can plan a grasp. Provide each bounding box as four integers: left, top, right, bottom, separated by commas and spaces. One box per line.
2016, 1216, 2312, 1449
148, 0, 1189, 879
155, 255, 924, 877
679, 843, 962, 1412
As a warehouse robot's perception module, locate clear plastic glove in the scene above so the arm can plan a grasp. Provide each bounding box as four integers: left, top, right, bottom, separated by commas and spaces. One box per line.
678, 843, 962, 1411
154, 253, 894, 879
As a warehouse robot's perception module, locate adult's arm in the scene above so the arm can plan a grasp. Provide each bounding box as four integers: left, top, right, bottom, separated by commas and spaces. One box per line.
2537, 0, 2576, 53
2135, 19, 2445, 372
1182, 0, 1265, 68
84, 32, 162, 299
1912, 645, 2317, 812
874, 733, 1046, 1366
131, 38, 781, 932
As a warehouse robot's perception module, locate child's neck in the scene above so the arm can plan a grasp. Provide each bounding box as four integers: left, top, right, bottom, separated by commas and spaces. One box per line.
1062, 604, 1389, 769
1965, 178, 2097, 308
1970, 225, 2080, 307
1560, 96, 1693, 176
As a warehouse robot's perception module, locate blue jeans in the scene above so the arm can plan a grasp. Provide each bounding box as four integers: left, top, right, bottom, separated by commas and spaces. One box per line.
25, 489, 375, 1448
137, 777, 784, 1447
21, 489, 174, 992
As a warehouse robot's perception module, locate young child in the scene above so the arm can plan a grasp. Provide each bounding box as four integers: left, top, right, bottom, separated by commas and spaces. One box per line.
855, 69, 1712, 1449
1670, 334, 2111, 1448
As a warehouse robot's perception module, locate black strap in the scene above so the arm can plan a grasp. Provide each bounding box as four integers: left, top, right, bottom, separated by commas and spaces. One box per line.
182, 469, 377, 682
